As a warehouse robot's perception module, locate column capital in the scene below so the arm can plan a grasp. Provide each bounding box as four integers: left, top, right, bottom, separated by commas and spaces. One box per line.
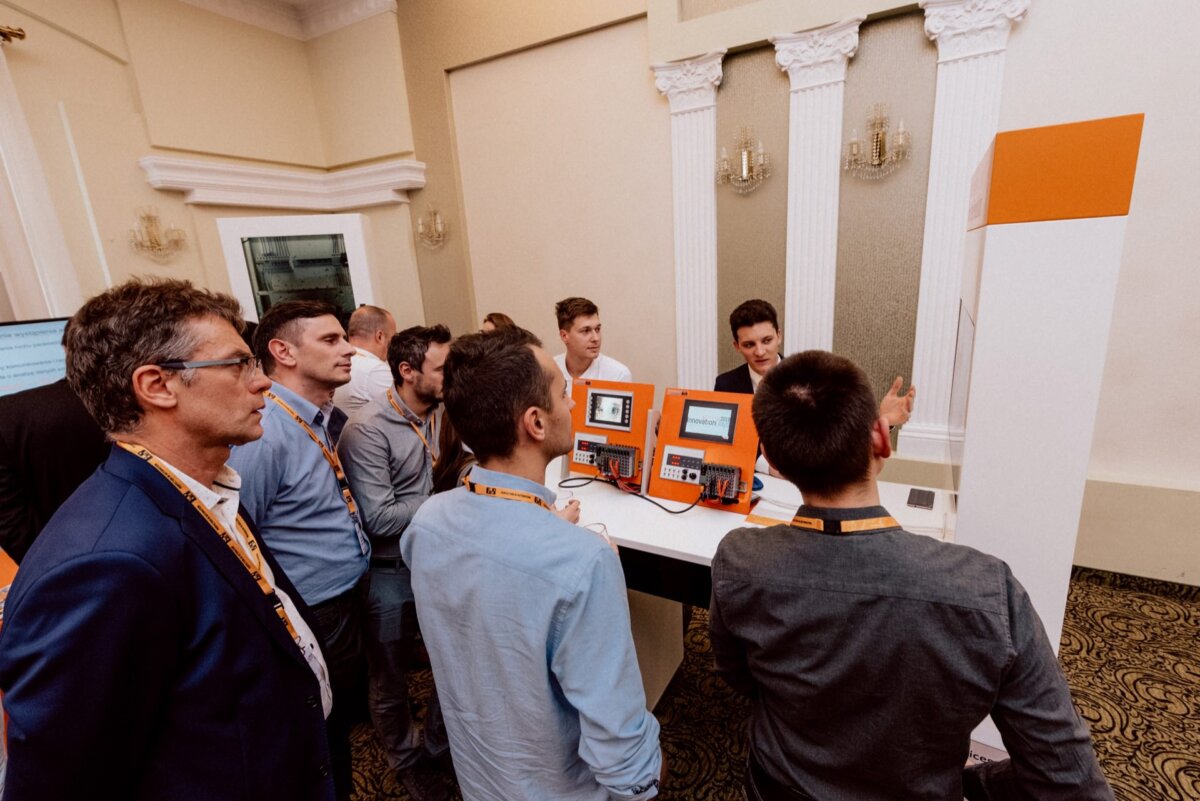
921, 0, 1030, 63
772, 17, 864, 92
652, 51, 725, 114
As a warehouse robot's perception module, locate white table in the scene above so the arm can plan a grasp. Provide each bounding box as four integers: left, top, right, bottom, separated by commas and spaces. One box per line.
544, 458, 952, 706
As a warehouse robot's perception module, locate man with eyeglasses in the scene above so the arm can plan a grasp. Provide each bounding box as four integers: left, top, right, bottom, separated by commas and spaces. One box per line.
227, 300, 369, 801
0, 278, 336, 801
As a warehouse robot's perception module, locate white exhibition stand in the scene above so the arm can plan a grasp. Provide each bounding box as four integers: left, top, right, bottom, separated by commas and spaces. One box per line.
953, 115, 1143, 750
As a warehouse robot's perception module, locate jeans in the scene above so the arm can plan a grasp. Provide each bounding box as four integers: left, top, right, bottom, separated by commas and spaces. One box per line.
366, 563, 448, 772
309, 572, 370, 801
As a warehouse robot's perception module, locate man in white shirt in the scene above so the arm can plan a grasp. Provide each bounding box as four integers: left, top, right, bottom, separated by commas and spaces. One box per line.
552, 296, 632, 384
334, 304, 397, 413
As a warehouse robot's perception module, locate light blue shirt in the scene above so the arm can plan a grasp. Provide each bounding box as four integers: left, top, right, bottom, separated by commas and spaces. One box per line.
400, 466, 661, 801
228, 381, 369, 606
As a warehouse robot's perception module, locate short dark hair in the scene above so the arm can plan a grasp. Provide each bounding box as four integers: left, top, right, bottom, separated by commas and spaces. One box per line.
443, 327, 551, 462
482, 312, 515, 331
752, 350, 879, 496
347, 305, 392, 339
555, 297, 599, 331
387, 324, 452, 384
65, 277, 244, 434
729, 299, 778, 341
254, 301, 341, 376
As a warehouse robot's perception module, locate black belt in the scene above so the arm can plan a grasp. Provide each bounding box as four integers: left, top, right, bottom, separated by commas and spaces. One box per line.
369, 556, 406, 570
746, 753, 816, 801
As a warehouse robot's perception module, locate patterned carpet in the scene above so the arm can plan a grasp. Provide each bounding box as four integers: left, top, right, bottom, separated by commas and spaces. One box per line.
351, 567, 1200, 800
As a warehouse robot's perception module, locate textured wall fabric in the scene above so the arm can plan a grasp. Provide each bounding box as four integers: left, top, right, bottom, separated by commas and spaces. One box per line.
835, 12, 937, 401
714, 47, 789, 374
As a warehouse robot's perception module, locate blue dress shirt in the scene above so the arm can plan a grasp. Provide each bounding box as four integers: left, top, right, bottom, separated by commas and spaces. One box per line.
228, 382, 369, 606
400, 466, 661, 801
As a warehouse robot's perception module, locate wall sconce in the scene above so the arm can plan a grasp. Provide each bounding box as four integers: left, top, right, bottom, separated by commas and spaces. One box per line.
843, 104, 911, 180
417, 207, 447, 250
129, 206, 185, 263
717, 127, 771, 195
0, 25, 27, 43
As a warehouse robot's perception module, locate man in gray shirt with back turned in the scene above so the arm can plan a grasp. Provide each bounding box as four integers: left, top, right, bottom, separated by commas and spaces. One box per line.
337, 324, 453, 801
710, 350, 1112, 801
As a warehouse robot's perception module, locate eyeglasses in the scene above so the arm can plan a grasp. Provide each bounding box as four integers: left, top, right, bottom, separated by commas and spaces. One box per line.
157, 355, 262, 380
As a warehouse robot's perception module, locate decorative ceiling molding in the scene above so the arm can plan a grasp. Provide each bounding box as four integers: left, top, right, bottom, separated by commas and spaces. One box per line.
138, 156, 426, 211
179, 0, 397, 42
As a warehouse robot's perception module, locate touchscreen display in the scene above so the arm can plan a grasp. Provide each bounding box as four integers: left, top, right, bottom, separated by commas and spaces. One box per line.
679, 399, 738, 444
590, 393, 628, 425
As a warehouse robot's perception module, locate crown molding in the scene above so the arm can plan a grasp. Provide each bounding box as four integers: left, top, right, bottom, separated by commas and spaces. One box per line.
139, 156, 425, 211
179, 0, 397, 41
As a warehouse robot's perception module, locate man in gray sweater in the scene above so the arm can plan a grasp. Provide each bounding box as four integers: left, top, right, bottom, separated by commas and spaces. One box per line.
337, 324, 453, 801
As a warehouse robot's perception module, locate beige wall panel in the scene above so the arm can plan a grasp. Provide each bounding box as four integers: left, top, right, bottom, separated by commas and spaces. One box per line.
359, 205, 425, 329
833, 12, 935, 399
395, 0, 647, 335
306, 14, 414, 168
0, 0, 128, 61
117, 0, 324, 166
2, 6, 162, 301
999, 0, 1200, 493
714, 46, 788, 375
680, 0, 759, 22
449, 18, 676, 388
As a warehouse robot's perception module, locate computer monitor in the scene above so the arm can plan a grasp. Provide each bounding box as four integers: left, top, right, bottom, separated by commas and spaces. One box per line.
0, 317, 69, 397
678, 399, 738, 445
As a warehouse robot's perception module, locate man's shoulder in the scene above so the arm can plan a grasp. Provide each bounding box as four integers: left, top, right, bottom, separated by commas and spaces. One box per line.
714, 364, 751, 393
596, 353, 632, 380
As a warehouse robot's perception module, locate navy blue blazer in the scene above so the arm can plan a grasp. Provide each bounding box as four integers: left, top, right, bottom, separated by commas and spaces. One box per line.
0, 446, 335, 801
713, 363, 755, 394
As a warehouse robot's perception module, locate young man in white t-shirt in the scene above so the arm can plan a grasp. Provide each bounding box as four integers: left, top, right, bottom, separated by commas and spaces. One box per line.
552, 297, 632, 383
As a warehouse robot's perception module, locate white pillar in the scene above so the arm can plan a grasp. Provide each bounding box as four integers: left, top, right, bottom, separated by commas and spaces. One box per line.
0, 42, 82, 318
772, 18, 863, 354
652, 51, 725, 390
899, 0, 1029, 460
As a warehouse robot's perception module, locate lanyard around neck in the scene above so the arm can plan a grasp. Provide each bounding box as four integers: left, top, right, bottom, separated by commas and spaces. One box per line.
789, 513, 899, 535
115, 441, 301, 644
387, 389, 436, 461
265, 391, 358, 518
462, 476, 552, 511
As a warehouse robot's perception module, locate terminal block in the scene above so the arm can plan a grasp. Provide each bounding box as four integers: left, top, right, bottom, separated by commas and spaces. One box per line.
700, 462, 742, 503
592, 444, 639, 479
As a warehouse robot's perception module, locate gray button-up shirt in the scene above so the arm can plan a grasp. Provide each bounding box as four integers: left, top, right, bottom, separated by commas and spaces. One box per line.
337, 389, 435, 559
710, 504, 1112, 801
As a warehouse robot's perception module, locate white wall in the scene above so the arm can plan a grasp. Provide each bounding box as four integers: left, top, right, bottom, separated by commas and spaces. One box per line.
449, 18, 677, 389
999, 0, 1200, 493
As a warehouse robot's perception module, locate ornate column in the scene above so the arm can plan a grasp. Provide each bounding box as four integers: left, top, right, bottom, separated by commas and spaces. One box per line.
652, 51, 725, 389
899, 0, 1030, 460
772, 18, 863, 354
0, 39, 81, 317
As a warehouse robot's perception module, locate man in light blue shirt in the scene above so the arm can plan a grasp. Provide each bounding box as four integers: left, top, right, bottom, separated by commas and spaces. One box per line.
401, 327, 663, 801
227, 301, 369, 801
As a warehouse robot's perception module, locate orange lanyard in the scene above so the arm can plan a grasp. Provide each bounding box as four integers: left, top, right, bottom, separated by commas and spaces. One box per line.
789, 513, 899, 534
115, 441, 301, 644
387, 389, 437, 462
462, 477, 552, 512
265, 391, 358, 518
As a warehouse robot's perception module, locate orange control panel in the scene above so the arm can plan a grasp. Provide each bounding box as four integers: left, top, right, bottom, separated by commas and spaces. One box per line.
647, 388, 759, 514
569, 378, 656, 487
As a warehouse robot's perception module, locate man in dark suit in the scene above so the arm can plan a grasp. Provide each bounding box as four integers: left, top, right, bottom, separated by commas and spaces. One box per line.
714, 298, 917, 430
0, 278, 336, 801
0, 374, 109, 563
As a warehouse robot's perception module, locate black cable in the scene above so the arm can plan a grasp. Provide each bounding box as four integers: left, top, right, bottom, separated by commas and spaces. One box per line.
557, 476, 706, 515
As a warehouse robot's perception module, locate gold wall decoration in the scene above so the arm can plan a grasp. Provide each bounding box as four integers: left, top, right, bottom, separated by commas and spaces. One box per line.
843, 104, 911, 180
129, 206, 185, 263
0, 26, 26, 44
717, 126, 771, 195
417, 207, 447, 250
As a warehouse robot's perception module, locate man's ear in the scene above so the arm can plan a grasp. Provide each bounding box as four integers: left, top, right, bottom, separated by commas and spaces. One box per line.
869, 416, 893, 460
519, 405, 546, 444
130, 365, 179, 413
398, 362, 415, 384
559, 328, 570, 347
267, 338, 296, 370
